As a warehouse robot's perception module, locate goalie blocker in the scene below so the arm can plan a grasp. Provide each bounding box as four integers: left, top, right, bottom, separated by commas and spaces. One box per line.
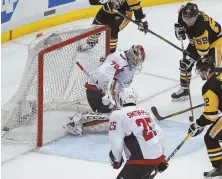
63, 45, 145, 135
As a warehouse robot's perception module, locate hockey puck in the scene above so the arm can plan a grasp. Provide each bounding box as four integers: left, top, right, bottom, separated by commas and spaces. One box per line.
189, 116, 194, 122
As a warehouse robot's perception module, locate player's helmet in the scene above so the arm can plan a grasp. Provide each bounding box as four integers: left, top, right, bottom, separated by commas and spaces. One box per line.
182, 2, 199, 27
195, 56, 215, 80
119, 88, 138, 106
126, 45, 145, 69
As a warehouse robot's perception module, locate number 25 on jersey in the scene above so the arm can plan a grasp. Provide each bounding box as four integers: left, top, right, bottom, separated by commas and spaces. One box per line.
136, 118, 157, 141
109, 121, 116, 131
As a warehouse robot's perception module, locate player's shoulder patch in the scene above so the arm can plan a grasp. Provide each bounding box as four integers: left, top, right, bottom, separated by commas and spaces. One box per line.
216, 72, 222, 81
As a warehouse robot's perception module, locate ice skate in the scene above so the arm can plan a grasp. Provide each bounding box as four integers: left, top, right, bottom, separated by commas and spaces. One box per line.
171, 87, 189, 101
63, 113, 83, 136
204, 166, 222, 179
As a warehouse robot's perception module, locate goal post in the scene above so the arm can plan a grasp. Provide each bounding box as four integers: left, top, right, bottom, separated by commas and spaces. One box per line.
2, 25, 111, 147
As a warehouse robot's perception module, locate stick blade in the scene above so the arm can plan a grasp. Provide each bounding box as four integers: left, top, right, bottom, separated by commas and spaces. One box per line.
151, 106, 163, 121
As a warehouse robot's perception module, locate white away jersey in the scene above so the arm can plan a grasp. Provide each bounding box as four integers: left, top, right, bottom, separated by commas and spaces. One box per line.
109, 106, 164, 165
88, 51, 136, 92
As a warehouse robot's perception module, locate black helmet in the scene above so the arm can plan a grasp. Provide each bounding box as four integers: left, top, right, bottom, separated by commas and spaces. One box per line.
182, 3, 199, 26
196, 56, 215, 80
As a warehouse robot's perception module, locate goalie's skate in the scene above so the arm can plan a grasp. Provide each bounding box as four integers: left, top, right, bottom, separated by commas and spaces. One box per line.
204, 166, 222, 179
63, 113, 83, 136
171, 88, 189, 102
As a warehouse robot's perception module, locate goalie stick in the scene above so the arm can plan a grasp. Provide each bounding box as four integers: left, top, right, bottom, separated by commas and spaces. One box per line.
76, 61, 117, 106
151, 103, 204, 121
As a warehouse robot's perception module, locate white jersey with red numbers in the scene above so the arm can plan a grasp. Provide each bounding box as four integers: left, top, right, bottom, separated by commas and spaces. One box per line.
88, 51, 136, 92
109, 105, 165, 165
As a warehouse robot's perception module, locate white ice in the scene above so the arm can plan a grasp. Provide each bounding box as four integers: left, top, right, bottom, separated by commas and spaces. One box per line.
2, 0, 222, 179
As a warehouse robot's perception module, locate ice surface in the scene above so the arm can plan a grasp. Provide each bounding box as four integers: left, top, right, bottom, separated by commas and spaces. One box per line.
2, 0, 222, 179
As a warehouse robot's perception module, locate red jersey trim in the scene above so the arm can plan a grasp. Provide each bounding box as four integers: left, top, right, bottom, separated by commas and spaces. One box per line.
126, 155, 164, 165
85, 83, 101, 93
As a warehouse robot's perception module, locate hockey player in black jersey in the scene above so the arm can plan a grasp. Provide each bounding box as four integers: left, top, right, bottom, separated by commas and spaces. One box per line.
187, 57, 221, 178
171, 2, 222, 101
78, 0, 148, 53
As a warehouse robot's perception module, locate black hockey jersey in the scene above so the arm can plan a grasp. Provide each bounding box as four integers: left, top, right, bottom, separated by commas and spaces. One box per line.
89, 0, 144, 20
178, 10, 222, 56
197, 69, 222, 127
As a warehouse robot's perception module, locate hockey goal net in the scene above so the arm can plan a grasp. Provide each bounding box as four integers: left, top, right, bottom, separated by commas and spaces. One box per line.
1, 25, 110, 147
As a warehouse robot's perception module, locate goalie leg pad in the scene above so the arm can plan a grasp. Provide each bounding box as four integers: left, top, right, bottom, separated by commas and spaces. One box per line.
83, 112, 110, 133
63, 113, 83, 136
64, 112, 110, 135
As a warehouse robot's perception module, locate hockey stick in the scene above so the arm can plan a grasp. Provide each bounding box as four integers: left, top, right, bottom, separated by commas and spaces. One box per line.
76, 61, 117, 106
180, 39, 194, 122
166, 132, 193, 162
151, 103, 204, 121
141, 132, 193, 179
113, 9, 196, 61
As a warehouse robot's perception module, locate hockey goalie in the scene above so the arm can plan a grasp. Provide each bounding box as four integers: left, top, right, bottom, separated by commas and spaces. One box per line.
63, 45, 145, 135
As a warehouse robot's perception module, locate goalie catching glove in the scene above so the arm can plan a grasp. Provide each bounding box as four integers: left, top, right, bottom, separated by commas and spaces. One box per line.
102, 93, 114, 109
136, 14, 149, 34
101, 79, 117, 108
109, 150, 124, 169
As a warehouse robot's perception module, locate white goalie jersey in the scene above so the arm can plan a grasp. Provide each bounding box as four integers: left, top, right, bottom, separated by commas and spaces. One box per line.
109, 105, 165, 164
87, 51, 136, 93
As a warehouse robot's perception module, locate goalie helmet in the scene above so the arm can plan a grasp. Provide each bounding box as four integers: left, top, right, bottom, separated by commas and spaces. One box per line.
195, 56, 215, 80
181, 2, 199, 27
126, 45, 145, 69
119, 88, 138, 106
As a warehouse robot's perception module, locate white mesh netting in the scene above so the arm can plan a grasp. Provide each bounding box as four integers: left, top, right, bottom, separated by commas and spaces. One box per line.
1, 25, 109, 145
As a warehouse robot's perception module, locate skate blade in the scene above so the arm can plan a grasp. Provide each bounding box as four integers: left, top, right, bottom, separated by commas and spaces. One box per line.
171, 96, 189, 102
204, 175, 222, 179
62, 125, 81, 136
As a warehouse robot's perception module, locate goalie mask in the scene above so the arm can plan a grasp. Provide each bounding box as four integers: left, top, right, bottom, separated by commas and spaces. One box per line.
119, 88, 138, 106
195, 56, 215, 80
126, 45, 145, 71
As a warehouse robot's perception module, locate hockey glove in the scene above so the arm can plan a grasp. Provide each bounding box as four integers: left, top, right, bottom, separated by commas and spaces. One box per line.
136, 15, 149, 34
188, 122, 204, 137
109, 150, 124, 169
99, 0, 113, 11
102, 94, 114, 109
180, 54, 196, 71
174, 23, 186, 40
157, 159, 169, 173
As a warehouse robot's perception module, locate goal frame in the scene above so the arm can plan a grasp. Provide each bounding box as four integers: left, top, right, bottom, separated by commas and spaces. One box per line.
37, 25, 111, 147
